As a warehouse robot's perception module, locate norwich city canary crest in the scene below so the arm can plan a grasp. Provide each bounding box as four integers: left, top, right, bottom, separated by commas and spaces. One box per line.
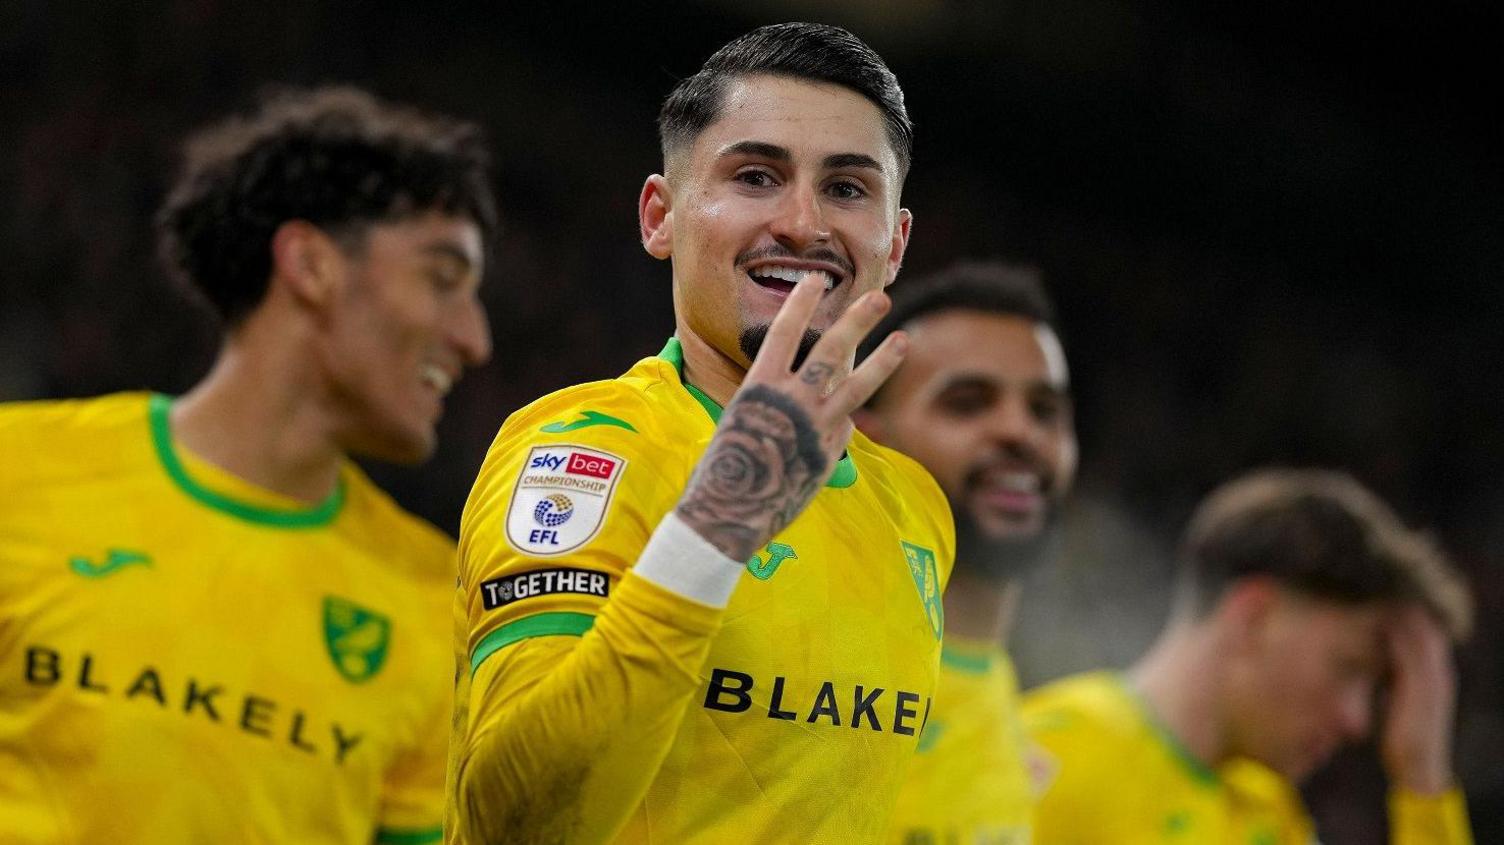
323, 596, 391, 683
901, 541, 943, 641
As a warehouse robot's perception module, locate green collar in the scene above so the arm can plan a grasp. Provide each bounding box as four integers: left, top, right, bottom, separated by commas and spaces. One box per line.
940, 639, 1004, 675
149, 393, 345, 528
1112, 673, 1221, 787
657, 338, 857, 489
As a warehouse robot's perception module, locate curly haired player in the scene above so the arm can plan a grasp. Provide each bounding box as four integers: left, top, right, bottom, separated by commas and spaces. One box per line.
0, 86, 495, 843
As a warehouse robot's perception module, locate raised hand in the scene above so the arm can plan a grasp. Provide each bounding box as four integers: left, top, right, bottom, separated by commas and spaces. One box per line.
1381, 604, 1458, 794
677, 274, 908, 562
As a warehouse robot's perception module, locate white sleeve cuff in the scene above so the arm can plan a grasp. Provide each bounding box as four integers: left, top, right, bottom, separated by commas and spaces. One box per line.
632, 511, 745, 608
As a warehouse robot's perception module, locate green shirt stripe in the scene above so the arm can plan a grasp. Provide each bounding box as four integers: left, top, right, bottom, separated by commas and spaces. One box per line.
470, 612, 597, 675
373, 826, 443, 844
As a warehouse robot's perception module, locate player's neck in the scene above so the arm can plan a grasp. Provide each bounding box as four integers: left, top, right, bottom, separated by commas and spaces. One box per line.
171, 341, 345, 505
673, 321, 746, 407
1128, 623, 1229, 771
942, 570, 1020, 644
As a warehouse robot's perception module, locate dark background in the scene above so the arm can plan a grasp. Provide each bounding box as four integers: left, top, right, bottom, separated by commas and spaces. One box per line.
3, 1, 1500, 839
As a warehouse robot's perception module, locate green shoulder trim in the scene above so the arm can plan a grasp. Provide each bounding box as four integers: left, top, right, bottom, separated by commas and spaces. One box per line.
940, 645, 995, 675
656, 337, 858, 489
540, 410, 637, 434
373, 826, 443, 845
1112, 673, 1221, 787
148, 394, 343, 529
470, 611, 596, 675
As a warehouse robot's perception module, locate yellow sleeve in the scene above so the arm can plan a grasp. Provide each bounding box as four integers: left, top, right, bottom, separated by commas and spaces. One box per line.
1389, 787, 1473, 845
449, 392, 733, 843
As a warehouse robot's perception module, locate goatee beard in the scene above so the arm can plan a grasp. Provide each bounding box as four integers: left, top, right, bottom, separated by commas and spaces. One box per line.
739, 324, 822, 371
952, 502, 1062, 583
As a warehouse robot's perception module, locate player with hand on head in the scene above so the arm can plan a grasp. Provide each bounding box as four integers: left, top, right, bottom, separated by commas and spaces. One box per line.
855, 261, 1076, 845
0, 87, 495, 843
1023, 469, 1475, 844
448, 22, 954, 844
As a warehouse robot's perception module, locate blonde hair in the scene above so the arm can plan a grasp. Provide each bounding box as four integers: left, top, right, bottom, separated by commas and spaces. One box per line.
1179, 468, 1473, 640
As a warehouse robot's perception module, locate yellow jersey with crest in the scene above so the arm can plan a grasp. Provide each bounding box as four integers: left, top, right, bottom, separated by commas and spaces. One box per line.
888, 640, 1034, 845
1021, 671, 1474, 845
0, 393, 454, 844
448, 338, 955, 844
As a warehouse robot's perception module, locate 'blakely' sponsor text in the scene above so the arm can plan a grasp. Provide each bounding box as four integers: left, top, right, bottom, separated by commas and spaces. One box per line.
702, 667, 931, 735
23, 645, 364, 764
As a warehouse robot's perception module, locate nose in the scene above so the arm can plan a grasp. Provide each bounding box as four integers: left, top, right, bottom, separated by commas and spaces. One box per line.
986, 395, 1038, 450
768, 182, 829, 250
451, 294, 493, 367
1335, 684, 1373, 741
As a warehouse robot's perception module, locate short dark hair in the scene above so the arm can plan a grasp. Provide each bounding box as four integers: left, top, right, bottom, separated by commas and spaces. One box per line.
658, 22, 912, 180
860, 260, 1057, 404
1179, 469, 1473, 640
157, 85, 497, 326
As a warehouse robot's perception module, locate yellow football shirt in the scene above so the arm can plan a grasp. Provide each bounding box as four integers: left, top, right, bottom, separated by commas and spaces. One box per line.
1022, 671, 1473, 844
448, 338, 955, 844
888, 638, 1034, 845
0, 393, 455, 844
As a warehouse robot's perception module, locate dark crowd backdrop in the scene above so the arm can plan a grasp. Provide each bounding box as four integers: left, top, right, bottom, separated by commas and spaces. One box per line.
3, 1, 1501, 840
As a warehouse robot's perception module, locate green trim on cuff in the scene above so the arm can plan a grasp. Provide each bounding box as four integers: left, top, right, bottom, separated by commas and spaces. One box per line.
470, 612, 597, 675
657, 337, 860, 489
149, 394, 344, 528
373, 826, 443, 844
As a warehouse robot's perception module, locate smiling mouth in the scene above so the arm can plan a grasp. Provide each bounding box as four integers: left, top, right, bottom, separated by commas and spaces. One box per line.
970, 465, 1049, 515
746, 265, 839, 295
420, 364, 453, 396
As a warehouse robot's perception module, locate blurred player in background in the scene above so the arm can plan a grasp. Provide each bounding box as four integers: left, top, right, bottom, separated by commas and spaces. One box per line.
1023, 469, 1475, 843
448, 22, 953, 844
0, 87, 494, 843
856, 261, 1077, 845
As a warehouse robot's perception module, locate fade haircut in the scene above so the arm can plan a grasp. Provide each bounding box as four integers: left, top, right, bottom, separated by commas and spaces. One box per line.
1178, 469, 1473, 640
658, 22, 913, 181
860, 260, 1058, 406
157, 85, 497, 326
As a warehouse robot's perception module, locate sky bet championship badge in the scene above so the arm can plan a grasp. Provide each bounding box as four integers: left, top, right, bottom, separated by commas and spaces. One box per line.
506, 445, 626, 556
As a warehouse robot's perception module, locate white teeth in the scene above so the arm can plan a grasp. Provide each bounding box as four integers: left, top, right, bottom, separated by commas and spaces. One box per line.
989, 472, 1040, 493
750, 265, 837, 290
420, 364, 452, 396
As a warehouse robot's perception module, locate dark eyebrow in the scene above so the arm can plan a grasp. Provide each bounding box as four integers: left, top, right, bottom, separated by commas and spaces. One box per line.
718, 141, 790, 161
938, 373, 1071, 398
935, 374, 998, 395
824, 152, 884, 174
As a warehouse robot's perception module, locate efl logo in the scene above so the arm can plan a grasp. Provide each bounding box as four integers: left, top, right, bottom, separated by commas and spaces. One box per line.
566, 452, 616, 479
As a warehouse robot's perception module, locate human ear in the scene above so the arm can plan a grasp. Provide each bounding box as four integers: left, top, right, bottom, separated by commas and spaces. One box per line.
639, 174, 674, 260
269, 220, 345, 309
883, 208, 912, 287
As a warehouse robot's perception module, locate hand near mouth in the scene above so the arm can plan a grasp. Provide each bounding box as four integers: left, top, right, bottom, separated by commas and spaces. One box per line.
678, 272, 906, 561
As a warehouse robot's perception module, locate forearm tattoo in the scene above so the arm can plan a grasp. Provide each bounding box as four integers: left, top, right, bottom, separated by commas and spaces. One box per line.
677, 385, 829, 562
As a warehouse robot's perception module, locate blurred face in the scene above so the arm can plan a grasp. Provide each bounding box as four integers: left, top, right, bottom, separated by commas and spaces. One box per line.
320, 212, 491, 463
1225, 591, 1385, 781
863, 311, 1076, 542
647, 74, 911, 367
